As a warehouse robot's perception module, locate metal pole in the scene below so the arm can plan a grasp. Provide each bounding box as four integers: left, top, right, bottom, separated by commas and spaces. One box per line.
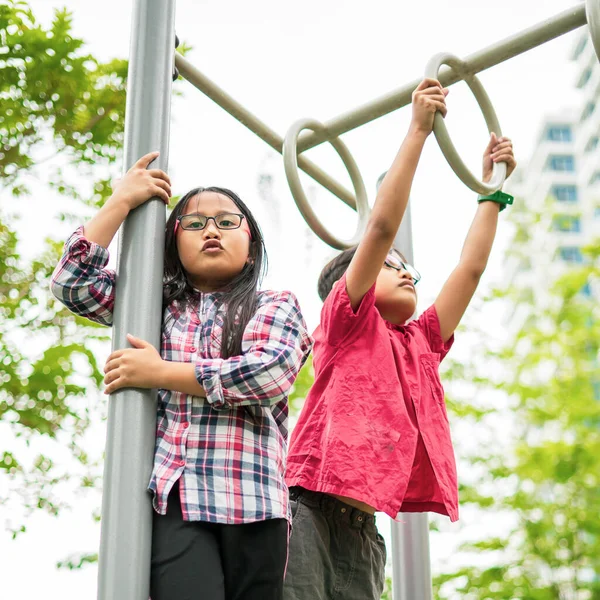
296, 2, 587, 153
97, 2, 175, 599
376, 169, 433, 600
392, 212, 435, 600
174, 3, 586, 211
174, 53, 357, 209
391, 512, 433, 600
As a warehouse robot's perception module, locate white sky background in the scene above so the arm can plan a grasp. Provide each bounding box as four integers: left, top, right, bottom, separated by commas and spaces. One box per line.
2, 0, 587, 598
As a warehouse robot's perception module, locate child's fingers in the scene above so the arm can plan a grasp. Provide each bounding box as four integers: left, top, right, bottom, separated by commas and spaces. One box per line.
127, 333, 152, 348
148, 169, 171, 186
417, 87, 446, 100
104, 369, 120, 386
134, 151, 160, 170
151, 185, 170, 204
152, 178, 172, 196
148, 179, 172, 204
428, 100, 447, 117
104, 358, 120, 374
419, 91, 447, 103
492, 152, 516, 165
492, 141, 513, 153
484, 132, 498, 152
106, 349, 125, 363
416, 77, 442, 91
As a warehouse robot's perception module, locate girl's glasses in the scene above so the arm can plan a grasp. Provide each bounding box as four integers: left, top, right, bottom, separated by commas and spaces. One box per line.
176, 212, 245, 232
384, 254, 421, 285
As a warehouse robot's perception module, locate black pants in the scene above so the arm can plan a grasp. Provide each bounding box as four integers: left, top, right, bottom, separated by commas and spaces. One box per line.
150, 485, 289, 600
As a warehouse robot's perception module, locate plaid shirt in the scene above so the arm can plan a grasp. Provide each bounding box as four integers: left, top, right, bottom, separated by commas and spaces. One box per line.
50, 227, 312, 524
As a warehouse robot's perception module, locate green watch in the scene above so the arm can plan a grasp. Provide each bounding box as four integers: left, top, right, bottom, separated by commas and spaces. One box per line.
477, 190, 514, 212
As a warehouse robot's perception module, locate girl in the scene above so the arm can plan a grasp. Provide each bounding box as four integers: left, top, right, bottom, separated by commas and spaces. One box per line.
50, 155, 312, 600
283, 79, 516, 600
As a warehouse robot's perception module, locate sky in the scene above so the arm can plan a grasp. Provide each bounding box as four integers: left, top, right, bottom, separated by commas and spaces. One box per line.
2, 0, 589, 598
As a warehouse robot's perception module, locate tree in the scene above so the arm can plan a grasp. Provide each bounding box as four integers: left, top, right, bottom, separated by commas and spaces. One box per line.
433, 202, 600, 599
0, 0, 127, 537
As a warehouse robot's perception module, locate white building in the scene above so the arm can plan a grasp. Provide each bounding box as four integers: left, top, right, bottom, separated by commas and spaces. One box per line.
506, 30, 600, 304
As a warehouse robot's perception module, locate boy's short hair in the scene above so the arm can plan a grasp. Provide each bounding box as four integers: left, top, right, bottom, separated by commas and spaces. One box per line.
317, 246, 358, 302
317, 246, 409, 302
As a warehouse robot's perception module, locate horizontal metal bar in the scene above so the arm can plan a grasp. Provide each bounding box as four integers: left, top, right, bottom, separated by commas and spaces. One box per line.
176, 2, 587, 209
296, 2, 587, 152
175, 53, 357, 209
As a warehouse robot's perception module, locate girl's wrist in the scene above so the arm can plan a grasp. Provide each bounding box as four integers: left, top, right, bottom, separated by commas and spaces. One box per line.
152, 358, 170, 389
104, 195, 132, 218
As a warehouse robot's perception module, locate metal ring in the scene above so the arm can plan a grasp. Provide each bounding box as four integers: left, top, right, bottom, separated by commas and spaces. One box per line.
283, 118, 370, 250
586, 0, 600, 64
424, 52, 507, 195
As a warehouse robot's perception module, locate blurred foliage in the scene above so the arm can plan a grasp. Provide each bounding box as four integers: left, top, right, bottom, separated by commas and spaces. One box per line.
434, 199, 600, 599
0, 0, 129, 538
288, 354, 313, 417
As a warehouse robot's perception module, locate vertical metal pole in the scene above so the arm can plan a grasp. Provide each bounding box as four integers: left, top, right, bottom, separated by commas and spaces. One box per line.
97, 2, 175, 600
377, 170, 433, 600
392, 205, 433, 600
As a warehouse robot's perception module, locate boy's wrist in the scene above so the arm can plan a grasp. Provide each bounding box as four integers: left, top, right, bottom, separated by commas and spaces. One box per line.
477, 190, 514, 212
406, 124, 431, 142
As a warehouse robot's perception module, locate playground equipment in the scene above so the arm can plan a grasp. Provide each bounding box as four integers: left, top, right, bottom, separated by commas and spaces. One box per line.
98, 2, 600, 599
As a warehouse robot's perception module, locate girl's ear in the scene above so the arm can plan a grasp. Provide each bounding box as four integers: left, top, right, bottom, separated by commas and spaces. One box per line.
247, 243, 255, 265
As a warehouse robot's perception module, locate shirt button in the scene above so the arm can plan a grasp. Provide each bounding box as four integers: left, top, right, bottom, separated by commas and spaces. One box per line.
179, 459, 186, 467
183, 422, 189, 429
341, 507, 347, 513
190, 346, 197, 352
357, 516, 363, 522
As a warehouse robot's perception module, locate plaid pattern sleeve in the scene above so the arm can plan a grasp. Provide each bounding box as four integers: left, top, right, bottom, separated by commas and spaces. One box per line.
49, 226, 116, 327
195, 291, 312, 409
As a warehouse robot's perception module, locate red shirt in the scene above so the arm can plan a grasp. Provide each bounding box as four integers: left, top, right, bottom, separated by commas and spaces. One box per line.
286, 274, 458, 521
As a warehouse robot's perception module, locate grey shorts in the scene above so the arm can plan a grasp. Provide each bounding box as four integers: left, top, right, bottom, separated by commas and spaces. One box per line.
283, 487, 387, 600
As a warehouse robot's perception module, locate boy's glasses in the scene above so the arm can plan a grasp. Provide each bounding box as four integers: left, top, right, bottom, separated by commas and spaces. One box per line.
384, 254, 421, 285
176, 212, 245, 232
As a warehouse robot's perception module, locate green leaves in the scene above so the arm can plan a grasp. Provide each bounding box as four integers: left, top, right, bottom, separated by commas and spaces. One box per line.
434, 199, 600, 598
0, 0, 123, 538
0, 1, 127, 195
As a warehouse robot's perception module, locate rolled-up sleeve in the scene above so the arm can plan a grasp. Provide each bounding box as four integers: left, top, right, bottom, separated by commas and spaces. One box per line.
413, 305, 454, 361
195, 292, 312, 409
49, 226, 116, 326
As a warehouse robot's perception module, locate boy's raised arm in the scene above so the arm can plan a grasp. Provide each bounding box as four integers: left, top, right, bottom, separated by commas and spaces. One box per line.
434, 134, 516, 342
345, 79, 448, 311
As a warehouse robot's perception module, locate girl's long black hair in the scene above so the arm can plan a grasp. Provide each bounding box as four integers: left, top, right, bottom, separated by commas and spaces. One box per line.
163, 187, 267, 359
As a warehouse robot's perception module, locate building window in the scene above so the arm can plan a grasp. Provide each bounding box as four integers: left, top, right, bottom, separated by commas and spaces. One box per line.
585, 136, 599, 153
552, 215, 581, 233
573, 36, 588, 60
546, 126, 572, 142
577, 67, 593, 88
547, 155, 575, 172
558, 246, 583, 263
581, 101, 596, 121
551, 185, 578, 202
581, 282, 592, 297
590, 171, 600, 185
